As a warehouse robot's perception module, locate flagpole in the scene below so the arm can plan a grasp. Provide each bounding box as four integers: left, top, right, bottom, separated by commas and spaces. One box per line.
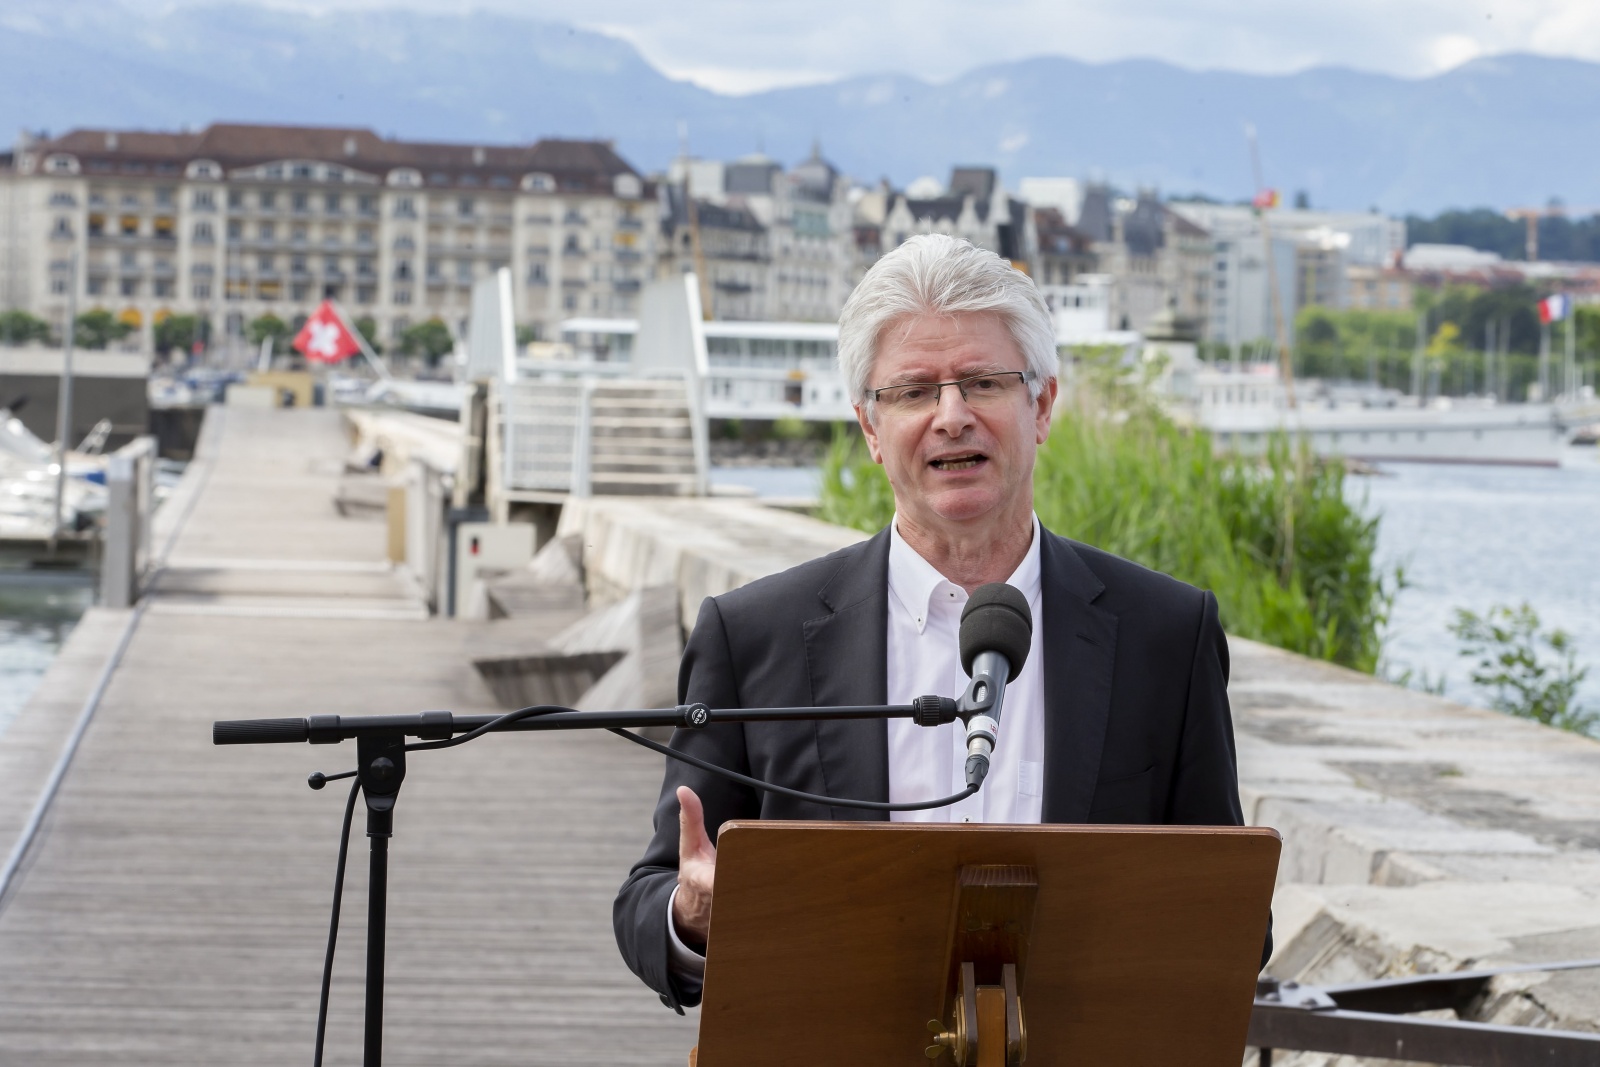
1565, 297, 1576, 401
329, 300, 393, 382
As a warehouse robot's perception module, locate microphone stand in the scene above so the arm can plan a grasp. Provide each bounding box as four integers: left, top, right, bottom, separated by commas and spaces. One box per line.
214, 699, 960, 1067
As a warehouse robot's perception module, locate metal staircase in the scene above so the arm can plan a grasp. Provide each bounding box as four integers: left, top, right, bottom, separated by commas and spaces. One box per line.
493, 374, 707, 503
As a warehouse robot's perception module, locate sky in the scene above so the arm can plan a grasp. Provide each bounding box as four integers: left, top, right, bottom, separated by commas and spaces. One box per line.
125, 0, 1600, 93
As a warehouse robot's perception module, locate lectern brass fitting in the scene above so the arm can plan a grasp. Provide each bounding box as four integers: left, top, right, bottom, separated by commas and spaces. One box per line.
925, 994, 970, 1063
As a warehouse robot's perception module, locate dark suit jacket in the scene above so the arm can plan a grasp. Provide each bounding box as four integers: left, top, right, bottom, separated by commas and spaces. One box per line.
613, 524, 1257, 1010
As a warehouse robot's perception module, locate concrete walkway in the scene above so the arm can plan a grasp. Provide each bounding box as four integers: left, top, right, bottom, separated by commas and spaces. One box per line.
0, 407, 697, 1065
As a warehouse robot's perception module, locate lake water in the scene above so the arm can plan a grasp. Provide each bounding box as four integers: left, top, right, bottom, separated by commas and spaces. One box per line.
1359, 459, 1600, 708
0, 575, 95, 739
712, 461, 1600, 712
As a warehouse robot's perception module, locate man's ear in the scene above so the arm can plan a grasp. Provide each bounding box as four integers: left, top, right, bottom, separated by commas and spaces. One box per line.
853, 403, 885, 464
1034, 376, 1058, 445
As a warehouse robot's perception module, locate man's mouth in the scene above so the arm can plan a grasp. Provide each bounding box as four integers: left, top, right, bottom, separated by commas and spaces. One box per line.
930, 452, 986, 471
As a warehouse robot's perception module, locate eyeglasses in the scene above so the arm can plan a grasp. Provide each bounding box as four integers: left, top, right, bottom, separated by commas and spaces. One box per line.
869, 371, 1035, 415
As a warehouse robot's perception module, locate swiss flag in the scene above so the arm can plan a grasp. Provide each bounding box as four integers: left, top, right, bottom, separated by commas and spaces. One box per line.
292, 301, 362, 364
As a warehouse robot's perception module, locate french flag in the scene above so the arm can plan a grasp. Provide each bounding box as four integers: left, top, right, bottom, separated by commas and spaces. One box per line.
1539, 293, 1571, 324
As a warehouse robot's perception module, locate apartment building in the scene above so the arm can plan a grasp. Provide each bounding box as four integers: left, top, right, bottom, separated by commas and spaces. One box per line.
659, 145, 855, 322
2, 124, 654, 353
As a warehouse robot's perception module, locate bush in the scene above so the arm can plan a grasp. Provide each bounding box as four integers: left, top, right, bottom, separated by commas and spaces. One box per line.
398, 319, 455, 366
1450, 604, 1595, 735
74, 309, 134, 350
0, 310, 51, 346
818, 379, 1395, 672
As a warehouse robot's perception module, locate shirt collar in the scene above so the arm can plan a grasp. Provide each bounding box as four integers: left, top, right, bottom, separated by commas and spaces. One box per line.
888, 513, 1042, 634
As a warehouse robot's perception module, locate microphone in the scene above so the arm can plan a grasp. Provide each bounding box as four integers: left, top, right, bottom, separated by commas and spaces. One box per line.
957, 582, 1033, 790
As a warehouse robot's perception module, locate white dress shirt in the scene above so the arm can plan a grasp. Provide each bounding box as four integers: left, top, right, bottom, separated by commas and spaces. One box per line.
668, 515, 1047, 978
885, 513, 1045, 824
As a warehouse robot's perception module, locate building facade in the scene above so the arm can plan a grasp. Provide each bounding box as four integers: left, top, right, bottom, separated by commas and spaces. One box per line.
659, 146, 855, 323
2, 124, 655, 354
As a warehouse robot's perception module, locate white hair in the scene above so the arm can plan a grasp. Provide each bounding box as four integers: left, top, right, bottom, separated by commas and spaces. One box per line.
836, 233, 1057, 416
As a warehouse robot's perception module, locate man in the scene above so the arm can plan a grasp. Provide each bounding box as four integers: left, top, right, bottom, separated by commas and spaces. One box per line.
614, 234, 1256, 1012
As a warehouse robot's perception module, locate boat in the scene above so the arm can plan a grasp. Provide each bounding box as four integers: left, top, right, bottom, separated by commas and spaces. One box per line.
0, 407, 108, 540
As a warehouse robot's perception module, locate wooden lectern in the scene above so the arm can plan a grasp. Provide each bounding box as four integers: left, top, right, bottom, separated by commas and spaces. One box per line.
689, 822, 1279, 1067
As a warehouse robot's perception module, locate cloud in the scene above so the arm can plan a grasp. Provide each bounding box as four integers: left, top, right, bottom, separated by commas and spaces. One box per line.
1427, 34, 1484, 73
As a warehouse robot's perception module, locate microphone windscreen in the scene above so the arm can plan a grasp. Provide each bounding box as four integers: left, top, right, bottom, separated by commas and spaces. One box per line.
959, 582, 1033, 677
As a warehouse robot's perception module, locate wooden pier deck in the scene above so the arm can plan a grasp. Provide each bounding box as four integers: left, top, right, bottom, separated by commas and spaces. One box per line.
0, 406, 698, 1065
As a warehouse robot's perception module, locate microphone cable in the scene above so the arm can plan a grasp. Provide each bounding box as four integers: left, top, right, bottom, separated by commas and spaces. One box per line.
608, 727, 980, 812
312, 777, 361, 1067
307, 700, 980, 1064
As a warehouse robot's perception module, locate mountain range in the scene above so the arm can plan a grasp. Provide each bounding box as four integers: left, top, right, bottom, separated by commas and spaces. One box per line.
3, 2, 1598, 214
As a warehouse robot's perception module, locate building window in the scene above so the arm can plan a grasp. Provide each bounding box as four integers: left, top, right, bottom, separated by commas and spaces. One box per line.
326, 193, 342, 214
228, 190, 243, 210
260, 221, 275, 240
48, 191, 77, 207
291, 255, 308, 274
292, 192, 309, 213
52, 218, 75, 239
258, 254, 274, 271
193, 283, 211, 299
292, 225, 308, 244
394, 197, 416, 219
193, 190, 215, 211
357, 257, 373, 277
356, 227, 373, 246
395, 261, 413, 281
51, 277, 69, 295
394, 235, 414, 251
120, 278, 139, 297
260, 191, 277, 210
356, 285, 376, 305
227, 220, 242, 240
155, 187, 174, 207
458, 197, 475, 218
394, 289, 411, 305
154, 279, 175, 297
88, 277, 106, 295
358, 195, 377, 216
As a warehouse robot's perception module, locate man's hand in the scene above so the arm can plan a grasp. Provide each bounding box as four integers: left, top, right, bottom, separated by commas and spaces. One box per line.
671, 785, 716, 944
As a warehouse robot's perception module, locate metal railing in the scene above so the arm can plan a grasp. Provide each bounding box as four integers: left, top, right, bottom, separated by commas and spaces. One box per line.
100, 435, 158, 609
1250, 961, 1600, 1065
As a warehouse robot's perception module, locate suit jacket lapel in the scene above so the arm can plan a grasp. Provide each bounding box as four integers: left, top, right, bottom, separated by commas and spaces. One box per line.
1039, 532, 1119, 823
803, 527, 891, 820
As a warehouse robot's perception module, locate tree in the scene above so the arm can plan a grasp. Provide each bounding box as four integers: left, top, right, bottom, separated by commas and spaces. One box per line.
515, 323, 541, 345
398, 318, 455, 366
74, 309, 133, 350
353, 315, 382, 355
153, 314, 200, 359
246, 313, 290, 354
0, 310, 51, 346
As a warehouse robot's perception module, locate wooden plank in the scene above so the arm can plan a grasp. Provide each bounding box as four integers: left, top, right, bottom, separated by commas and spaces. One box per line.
0, 407, 697, 1065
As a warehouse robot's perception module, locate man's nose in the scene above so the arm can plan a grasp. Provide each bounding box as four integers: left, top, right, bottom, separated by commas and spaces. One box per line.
930, 383, 977, 433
